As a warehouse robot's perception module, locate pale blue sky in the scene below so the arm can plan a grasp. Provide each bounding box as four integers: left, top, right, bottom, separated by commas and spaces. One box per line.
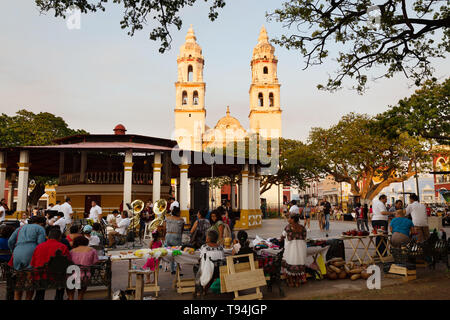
0, 1, 448, 142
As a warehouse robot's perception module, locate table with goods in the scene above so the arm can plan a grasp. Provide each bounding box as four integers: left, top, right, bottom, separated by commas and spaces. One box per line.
340, 228, 393, 264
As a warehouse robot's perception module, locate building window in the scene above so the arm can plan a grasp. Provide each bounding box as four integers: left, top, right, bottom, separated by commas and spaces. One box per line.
258, 93, 264, 107
193, 91, 199, 105
188, 65, 193, 82
263, 66, 268, 74
182, 91, 188, 105
269, 92, 274, 107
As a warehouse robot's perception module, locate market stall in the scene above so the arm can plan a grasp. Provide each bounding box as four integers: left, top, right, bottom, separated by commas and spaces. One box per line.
340, 229, 393, 264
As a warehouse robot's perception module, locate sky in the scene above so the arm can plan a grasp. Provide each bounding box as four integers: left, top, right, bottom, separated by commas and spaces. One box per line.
0, 0, 449, 143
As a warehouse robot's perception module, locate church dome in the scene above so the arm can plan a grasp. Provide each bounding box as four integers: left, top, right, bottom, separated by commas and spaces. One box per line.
214, 106, 245, 131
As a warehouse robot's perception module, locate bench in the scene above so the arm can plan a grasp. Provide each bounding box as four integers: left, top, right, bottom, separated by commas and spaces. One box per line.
5, 251, 112, 300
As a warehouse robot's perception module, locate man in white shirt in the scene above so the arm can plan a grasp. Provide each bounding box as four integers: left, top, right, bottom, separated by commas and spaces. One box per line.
89, 200, 102, 223
0, 203, 5, 223
83, 225, 100, 246
60, 198, 73, 224
169, 197, 179, 214
52, 201, 62, 213
405, 194, 429, 242
107, 211, 130, 247
289, 200, 300, 217
50, 212, 66, 233
371, 194, 391, 256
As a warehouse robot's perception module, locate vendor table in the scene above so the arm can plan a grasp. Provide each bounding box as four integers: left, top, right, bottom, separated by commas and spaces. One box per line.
128, 267, 160, 299
110, 254, 142, 289
259, 245, 329, 263
340, 234, 392, 264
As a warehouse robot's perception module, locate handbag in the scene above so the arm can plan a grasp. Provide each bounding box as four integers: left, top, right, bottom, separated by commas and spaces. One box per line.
8, 226, 23, 267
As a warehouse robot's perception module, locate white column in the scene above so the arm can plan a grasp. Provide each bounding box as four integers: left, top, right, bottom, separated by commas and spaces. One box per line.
255, 166, 261, 212
179, 163, 190, 223
239, 164, 249, 229
80, 151, 87, 183
152, 152, 162, 202
248, 166, 255, 212
0, 152, 6, 200
123, 150, 133, 208
17, 150, 30, 213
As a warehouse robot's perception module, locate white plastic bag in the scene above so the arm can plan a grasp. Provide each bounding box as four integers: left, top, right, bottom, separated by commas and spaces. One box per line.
199, 256, 214, 286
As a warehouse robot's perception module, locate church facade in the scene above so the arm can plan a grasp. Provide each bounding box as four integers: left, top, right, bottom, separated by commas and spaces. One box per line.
173, 25, 284, 212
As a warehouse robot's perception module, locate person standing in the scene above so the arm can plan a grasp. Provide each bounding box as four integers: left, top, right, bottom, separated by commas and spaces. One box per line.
163, 207, 184, 274
52, 200, 62, 213
371, 194, 391, 256
355, 204, 364, 231
60, 198, 73, 227
49, 212, 67, 234
289, 200, 300, 216
88, 200, 102, 223
190, 209, 211, 249
0, 199, 6, 224
405, 194, 429, 242
281, 213, 307, 287
322, 200, 331, 237
362, 204, 369, 231
169, 197, 179, 214
304, 203, 311, 232
139, 201, 154, 241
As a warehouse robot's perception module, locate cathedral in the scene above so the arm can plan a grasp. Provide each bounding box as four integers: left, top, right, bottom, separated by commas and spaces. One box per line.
174, 25, 282, 151
173, 25, 284, 211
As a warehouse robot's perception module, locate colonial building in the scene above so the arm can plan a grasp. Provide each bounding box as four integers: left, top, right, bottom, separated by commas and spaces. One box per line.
173, 26, 284, 212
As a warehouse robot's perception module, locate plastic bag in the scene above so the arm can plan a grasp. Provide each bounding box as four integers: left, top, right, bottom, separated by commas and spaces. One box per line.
209, 278, 221, 294
200, 256, 214, 286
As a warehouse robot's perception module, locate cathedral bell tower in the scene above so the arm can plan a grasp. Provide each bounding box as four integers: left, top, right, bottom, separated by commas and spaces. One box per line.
249, 26, 282, 139
174, 25, 206, 151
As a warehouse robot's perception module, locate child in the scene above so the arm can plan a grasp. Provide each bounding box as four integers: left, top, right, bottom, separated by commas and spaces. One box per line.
232, 230, 254, 263
142, 230, 163, 284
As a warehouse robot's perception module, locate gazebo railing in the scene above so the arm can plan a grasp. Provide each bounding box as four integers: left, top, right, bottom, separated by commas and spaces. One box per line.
59, 171, 152, 185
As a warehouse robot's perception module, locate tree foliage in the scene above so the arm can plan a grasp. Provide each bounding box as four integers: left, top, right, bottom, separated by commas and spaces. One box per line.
0, 109, 88, 205
34, 0, 226, 53
307, 113, 430, 201
372, 77, 450, 142
268, 0, 449, 92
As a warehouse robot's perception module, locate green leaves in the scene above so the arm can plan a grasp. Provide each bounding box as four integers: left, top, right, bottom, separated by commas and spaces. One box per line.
267, 0, 449, 93
0, 109, 87, 148
35, 0, 226, 53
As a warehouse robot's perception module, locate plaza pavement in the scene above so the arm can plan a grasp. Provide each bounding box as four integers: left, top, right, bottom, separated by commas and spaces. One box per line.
1, 218, 448, 300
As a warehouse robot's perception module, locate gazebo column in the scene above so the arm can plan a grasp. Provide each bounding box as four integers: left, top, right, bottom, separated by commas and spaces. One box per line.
255, 166, 262, 227
80, 151, 87, 183
0, 152, 6, 200
237, 164, 249, 229
152, 152, 162, 203
230, 175, 236, 211
17, 150, 30, 213
123, 150, 133, 208
179, 163, 190, 224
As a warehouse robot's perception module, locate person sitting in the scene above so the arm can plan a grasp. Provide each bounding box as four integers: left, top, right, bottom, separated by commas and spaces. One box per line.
66, 225, 82, 247
142, 231, 163, 284
67, 236, 99, 300
82, 225, 101, 249
31, 228, 70, 300
390, 209, 415, 248
107, 211, 130, 248
194, 230, 225, 298
0, 225, 15, 262
91, 223, 105, 245
232, 230, 255, 263
48, 212, 66, 234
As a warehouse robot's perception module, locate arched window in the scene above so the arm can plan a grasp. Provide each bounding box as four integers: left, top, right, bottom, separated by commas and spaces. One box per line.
269, 92, 274, 106
187, 65, 193, 82
258, 93, 264, 107
182, 91, 188, 105
193, 91, 199, 105
263, 66, 268, 74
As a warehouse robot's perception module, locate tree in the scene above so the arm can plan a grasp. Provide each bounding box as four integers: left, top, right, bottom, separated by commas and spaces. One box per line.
372, 77, 450, 142
307, 113, 430, 201
268, 0, 449, 92
0, 110, 88, 206
35, 0, 226, 53
221, 136, 318, 195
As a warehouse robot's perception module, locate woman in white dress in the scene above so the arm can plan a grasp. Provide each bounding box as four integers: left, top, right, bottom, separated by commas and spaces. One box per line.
281, 213, 307, 287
